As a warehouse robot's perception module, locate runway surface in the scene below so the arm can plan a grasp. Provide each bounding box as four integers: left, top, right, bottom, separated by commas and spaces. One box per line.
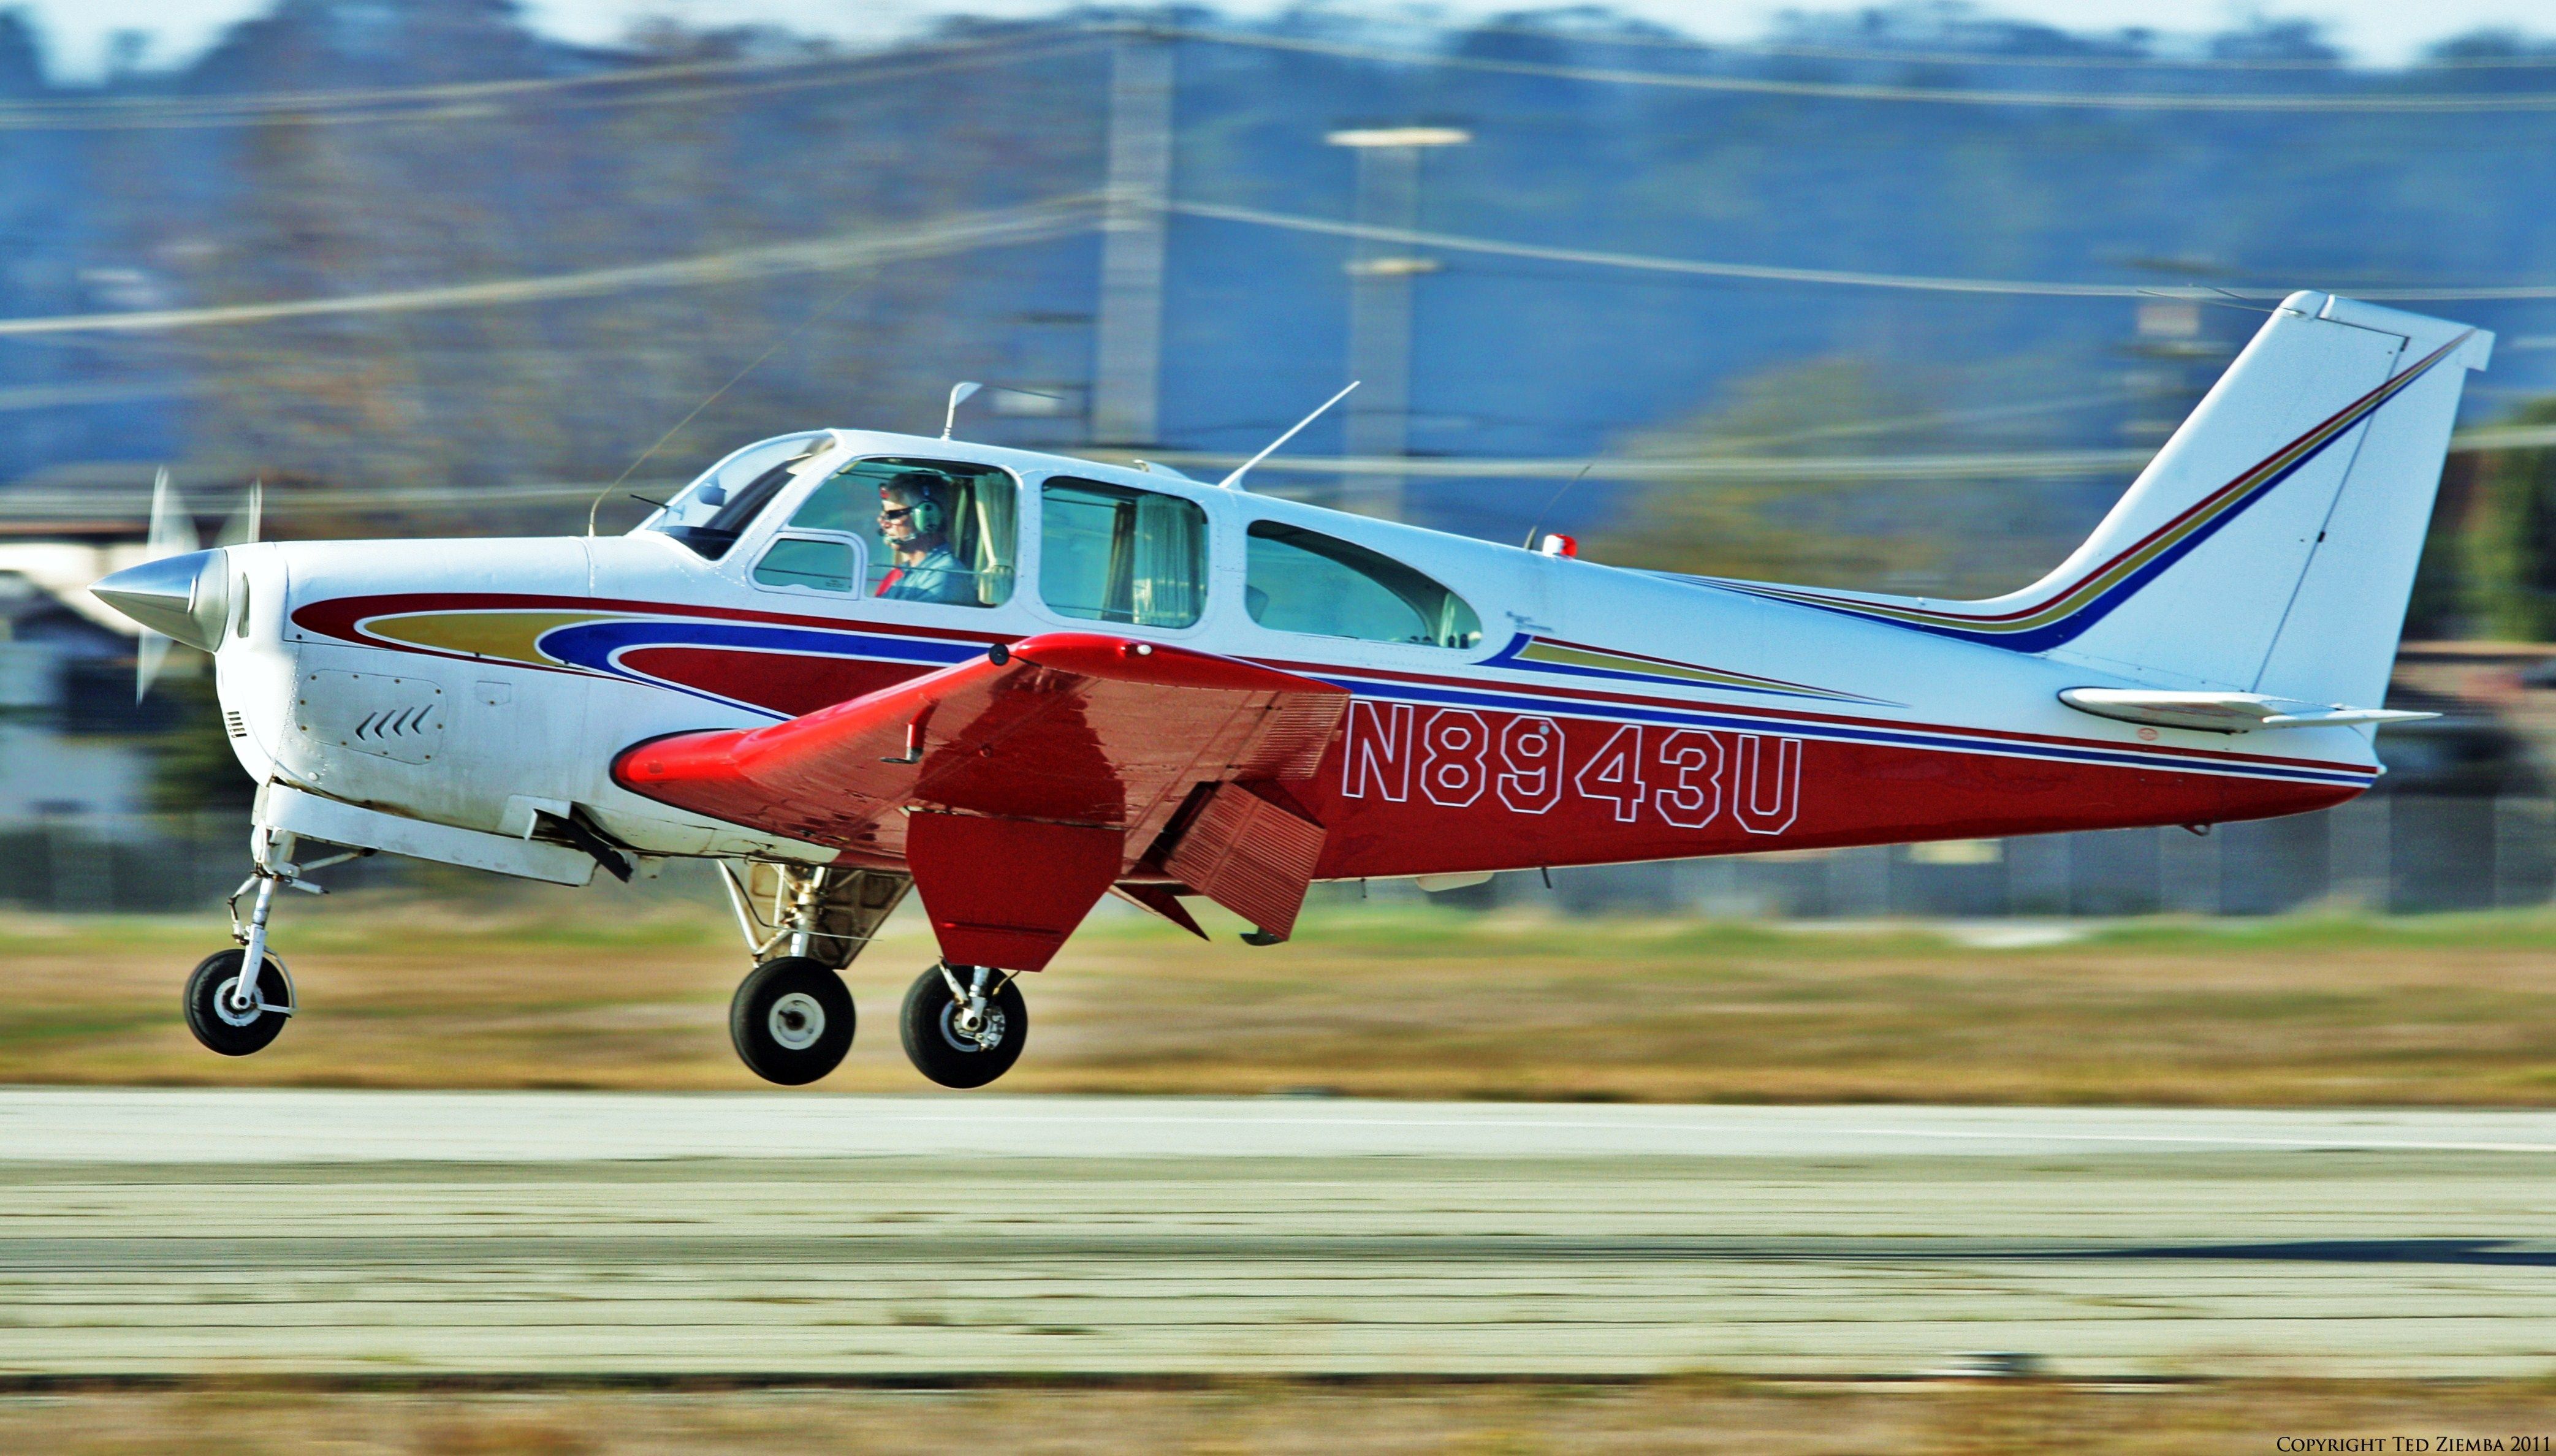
4, 1090, 2554, 1379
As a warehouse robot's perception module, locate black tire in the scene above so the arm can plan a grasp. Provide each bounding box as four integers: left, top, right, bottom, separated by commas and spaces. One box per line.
729, 956, 854, 1086
183, 949, 290, 1057
900, 965, 1027, 1089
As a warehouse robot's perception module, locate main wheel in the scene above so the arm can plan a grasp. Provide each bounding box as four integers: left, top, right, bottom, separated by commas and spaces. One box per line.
183, 949, 290, 1056
729, 957, 854, 1086
900, 965, 1027, 1089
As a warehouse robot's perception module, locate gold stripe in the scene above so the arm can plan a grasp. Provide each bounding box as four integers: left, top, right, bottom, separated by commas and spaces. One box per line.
366, 610, 612, 666
1519, 640, 1857, 699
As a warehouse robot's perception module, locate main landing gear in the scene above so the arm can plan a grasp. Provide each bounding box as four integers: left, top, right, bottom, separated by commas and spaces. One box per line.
900, 963, 1027, 1090
729, 955, 854, 1085
713, 860, 1033, 1089
181, 827, 367, 1057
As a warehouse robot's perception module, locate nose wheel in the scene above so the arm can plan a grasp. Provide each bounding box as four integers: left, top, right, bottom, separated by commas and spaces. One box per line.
729, 956, 855, 1085
183, 949, 292, 1056
900, 963, 1027, 1089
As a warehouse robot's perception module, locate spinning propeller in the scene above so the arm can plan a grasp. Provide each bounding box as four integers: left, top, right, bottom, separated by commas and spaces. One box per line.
118, 471, 260, 702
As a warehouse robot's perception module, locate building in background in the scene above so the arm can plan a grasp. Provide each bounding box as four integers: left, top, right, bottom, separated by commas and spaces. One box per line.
0, 542, 167, 822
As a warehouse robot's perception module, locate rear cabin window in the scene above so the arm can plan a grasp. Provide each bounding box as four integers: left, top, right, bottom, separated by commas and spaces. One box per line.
1039, 477, 1208, 629
783, 458, 1017, 607
1245, 521, 1483, 650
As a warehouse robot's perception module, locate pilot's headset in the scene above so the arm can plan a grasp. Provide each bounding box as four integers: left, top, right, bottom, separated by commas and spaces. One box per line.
882, 472, 950, 536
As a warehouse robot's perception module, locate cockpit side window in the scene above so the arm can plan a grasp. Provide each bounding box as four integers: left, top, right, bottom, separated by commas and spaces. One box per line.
1245, 521, 1483, 649
786, 457, 1018, 608
647, 432, 831, 560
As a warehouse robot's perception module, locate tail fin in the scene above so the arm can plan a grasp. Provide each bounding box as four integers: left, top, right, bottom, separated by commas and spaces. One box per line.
2029, 292, 2490, 704
2024, 292, 2484, 700
1717, 294, 2489, 709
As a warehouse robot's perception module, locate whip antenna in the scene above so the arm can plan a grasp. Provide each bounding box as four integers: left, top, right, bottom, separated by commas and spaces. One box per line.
1523, 461, 1593, 548
1220, 381, 1358, 491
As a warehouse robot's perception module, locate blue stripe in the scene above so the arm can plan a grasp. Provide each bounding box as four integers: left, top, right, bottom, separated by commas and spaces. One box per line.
538, 620, 979, 718
528, 616, 2369, 790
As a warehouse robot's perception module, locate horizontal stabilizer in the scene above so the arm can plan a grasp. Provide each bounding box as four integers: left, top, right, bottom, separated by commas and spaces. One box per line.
2059, 688, 2436, 735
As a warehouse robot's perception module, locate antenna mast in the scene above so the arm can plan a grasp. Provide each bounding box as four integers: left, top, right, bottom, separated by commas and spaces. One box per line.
1219, 381, 1359, 491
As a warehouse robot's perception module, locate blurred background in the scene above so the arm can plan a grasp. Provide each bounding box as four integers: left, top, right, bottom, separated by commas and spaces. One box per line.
7, 0, 2556, 927
16, 16, 2556, 1431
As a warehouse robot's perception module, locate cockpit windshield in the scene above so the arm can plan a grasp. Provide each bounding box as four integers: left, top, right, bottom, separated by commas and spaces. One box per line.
645, 431, 833, 559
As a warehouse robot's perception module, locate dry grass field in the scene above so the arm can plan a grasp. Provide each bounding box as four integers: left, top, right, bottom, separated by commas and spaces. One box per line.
4, 1379, 2552, 1454
6, 883, 2556, 1104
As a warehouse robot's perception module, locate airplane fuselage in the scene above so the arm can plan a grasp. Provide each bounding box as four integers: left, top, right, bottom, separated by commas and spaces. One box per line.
204, 427, 2373, 885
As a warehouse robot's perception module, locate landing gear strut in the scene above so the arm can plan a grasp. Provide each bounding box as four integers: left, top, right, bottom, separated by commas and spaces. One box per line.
899, 963, 1027, 1089
183, 825, 365, 1056
715, 861, 908, 1086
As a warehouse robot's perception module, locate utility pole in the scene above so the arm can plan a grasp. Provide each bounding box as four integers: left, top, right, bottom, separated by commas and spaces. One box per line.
1325, 126, 1469, 520
1090, 30, 1173, 448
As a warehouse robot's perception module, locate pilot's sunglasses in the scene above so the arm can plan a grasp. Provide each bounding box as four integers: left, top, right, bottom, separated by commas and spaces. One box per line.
877, 506, 914, 522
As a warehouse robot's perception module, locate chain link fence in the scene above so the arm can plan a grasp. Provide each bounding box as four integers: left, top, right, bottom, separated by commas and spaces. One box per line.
1389, 794, 2550, 919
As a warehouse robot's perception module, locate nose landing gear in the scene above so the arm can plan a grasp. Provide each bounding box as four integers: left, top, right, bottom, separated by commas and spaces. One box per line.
182, 827, 366, 1057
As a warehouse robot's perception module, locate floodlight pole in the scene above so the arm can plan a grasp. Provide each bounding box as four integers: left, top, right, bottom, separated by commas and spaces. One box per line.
1092, 30, 1174, 448
1325, 126, 1469, 521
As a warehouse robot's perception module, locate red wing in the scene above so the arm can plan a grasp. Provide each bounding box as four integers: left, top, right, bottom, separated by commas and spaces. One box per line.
612, 631, 1348, 874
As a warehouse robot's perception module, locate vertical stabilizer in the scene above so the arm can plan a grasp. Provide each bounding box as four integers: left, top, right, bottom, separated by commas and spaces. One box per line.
2041, 293, 2489, 705
1710, 295, 2489, 708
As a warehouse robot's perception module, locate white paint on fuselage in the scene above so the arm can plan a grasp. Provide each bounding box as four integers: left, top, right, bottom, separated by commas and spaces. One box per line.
211, 429, 2382, 871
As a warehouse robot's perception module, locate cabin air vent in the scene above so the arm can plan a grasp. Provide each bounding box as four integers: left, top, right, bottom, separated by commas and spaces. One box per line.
223, 710, 249, 741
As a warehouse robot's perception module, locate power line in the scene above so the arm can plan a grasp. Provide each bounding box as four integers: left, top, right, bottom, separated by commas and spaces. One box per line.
1136, 447, 2156, 483
0, 32, 1091, 131
12, 191, 2549, 342
0, 198, 1098, 338
1172, 28, 2556, 113
1, 54, 844, 118
11, 419, 2552, 526
7, 19, 2552, 137
11, 190, 2550, 343
1132, 422, 2556, 488
1451, 21, 2556, 72
0, 381, 187, 412
1173, 199, 2556, 301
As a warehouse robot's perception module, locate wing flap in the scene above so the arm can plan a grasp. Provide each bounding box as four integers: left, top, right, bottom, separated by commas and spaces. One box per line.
613, 631, 1351, 865
906, 811, 1122, 973
1162, 783, 1328, 942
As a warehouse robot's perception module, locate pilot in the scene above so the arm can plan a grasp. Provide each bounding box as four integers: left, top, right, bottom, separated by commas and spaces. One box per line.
873, 473, 974, 605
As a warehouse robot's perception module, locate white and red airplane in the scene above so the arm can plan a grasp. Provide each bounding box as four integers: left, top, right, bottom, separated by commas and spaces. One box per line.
91, 291, 2484, 1088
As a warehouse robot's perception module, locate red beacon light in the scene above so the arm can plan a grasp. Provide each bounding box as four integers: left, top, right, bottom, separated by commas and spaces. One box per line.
1538, 533, 1578, 559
